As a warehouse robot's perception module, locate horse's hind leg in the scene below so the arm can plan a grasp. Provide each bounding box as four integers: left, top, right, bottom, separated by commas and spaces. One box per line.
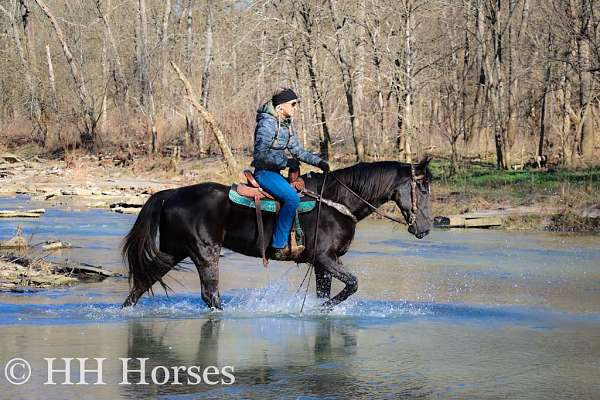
122, 243, 185, 308
189, 243, 222, 310
122, 259, 181, 307
317, 255, 357, 309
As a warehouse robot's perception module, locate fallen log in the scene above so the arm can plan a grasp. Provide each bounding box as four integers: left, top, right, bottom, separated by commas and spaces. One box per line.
434, 215, 503, 228
41, 240, 71, 250
0, 254, 118, 289
0, 153, 23, 163
112, 206, 140, 214
0, 209, 45, 218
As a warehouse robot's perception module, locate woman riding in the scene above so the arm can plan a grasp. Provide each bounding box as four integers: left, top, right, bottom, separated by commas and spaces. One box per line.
252, 87, 329, 260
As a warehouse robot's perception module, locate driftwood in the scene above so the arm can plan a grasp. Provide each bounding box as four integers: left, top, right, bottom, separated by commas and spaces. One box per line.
0, 254, 117, 291
0, 153, 23, 163
170, 61, 239, 175
0, 209, 45, 218
53, 262, 115, 280
112, 207, 140, 215
0, 236, 28, 249
434, 206, 566, 228
41, 240, 71, 250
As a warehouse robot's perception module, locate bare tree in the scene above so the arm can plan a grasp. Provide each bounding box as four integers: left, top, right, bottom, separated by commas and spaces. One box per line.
297, 3, 332, 160
327, 0, 365, 161
136, 0, 158, 152
171, 61, 239, 175
33, 0, 97, 147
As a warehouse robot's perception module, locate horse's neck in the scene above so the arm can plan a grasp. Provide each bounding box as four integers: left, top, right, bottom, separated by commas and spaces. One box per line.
326, 172, 392, 221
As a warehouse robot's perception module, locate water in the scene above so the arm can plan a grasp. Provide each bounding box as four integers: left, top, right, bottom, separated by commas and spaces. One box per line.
0, 195, 599, 399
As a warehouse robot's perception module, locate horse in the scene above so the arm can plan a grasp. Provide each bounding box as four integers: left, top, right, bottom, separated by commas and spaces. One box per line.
122, 156, 433, 310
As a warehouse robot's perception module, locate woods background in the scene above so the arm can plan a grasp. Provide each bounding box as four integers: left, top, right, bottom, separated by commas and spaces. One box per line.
0, 0, 598, 173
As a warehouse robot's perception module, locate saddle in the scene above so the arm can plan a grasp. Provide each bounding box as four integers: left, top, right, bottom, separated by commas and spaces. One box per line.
229, 168, 312, 267
235, 168, 305, 200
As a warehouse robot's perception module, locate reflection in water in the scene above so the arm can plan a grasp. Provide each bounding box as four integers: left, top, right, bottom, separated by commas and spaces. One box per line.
120, 317, 433, 399
120, 318, 352, 397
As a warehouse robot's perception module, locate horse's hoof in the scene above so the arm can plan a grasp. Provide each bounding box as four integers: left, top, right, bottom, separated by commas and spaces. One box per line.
319, 302, 333, 313
121, 301, 134, 309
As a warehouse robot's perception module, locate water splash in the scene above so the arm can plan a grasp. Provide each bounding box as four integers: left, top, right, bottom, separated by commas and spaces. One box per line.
1, 271, 598, 326
0, 276, 431, 325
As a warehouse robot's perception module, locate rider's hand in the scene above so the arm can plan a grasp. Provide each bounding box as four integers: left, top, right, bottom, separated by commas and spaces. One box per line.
287, 158, 300, 172
318, 160, 330, 173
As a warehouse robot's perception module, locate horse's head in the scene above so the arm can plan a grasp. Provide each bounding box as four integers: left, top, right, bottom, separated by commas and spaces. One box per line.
391, 155, 433, 239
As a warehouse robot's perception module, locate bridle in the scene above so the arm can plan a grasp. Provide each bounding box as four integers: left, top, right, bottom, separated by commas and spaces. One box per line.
323, 165, 426, 226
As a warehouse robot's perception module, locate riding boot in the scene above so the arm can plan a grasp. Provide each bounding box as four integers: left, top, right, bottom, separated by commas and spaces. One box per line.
268, 246, 292, 261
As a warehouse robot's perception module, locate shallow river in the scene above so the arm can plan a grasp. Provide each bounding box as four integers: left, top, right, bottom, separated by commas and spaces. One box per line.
0, 195, 599, 399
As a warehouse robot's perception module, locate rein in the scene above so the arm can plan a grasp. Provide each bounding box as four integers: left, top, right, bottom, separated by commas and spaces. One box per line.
300, 170, 328, 313
327, 170, 420, 226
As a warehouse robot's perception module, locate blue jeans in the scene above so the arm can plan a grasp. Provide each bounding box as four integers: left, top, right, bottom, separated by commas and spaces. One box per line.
254, 169, 300, 249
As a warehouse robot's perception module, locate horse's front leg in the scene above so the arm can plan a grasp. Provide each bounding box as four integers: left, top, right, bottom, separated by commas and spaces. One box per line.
314, 265, 332, 300
317, 255, 357, 309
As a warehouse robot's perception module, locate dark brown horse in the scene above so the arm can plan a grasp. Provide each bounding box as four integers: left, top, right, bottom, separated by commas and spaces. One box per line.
122, 157, 433, 310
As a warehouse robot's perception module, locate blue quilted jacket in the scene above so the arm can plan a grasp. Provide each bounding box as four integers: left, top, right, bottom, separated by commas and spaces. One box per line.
252, 101, 323, 171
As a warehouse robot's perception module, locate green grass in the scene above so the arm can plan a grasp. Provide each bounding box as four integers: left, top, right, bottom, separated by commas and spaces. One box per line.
430, 159, 600, 192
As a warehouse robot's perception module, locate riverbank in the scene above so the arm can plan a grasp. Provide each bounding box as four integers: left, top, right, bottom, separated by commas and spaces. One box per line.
429, 160, 600, 232
0, 149, 598, 232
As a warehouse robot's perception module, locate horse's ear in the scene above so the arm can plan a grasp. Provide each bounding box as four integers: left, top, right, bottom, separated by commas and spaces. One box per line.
417, 154, 433, 168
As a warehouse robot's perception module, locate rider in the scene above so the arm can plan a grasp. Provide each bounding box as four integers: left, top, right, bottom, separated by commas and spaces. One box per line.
252, 87, 330, 260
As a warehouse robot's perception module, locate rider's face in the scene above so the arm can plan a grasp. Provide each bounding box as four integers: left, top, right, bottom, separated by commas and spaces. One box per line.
277, 100, 298, 118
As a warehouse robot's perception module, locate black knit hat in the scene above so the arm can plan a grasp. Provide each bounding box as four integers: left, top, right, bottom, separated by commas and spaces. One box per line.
272, 88, 298, 108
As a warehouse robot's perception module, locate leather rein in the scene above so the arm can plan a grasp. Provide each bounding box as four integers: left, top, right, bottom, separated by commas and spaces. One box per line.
303, 166, 423, 226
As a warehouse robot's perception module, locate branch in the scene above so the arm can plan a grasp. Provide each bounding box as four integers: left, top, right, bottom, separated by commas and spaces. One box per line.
170, 61, 239, 175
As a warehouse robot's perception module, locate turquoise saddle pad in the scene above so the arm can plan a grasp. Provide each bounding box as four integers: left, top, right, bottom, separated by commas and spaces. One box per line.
228, 188, 316, 213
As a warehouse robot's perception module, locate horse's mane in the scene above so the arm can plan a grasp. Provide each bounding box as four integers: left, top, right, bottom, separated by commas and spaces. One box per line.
304, 160, 433, 205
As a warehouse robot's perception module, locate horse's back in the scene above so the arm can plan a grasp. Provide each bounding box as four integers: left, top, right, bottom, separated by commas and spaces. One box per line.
159, 182, 231, 240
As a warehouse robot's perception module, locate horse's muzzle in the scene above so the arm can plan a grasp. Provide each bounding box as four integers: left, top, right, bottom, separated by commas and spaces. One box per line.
414, 230, 429, 239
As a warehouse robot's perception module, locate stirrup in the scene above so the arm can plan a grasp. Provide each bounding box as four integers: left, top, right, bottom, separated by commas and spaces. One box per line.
290, 244, 305, 258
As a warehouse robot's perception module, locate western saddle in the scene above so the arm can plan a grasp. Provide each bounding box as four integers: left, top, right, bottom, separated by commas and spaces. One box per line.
233, 168, 306, 266
235, 168, 305, 199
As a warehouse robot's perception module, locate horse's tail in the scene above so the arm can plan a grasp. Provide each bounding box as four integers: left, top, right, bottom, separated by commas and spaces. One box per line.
122, 189, 176, 298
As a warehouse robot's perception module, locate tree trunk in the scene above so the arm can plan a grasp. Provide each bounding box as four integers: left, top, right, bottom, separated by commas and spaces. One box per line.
33, 0, 96, 146
101, 38, 108, 135
355, 0, 366, 154
482, 0, 507, 169
159, 0, 171, 94
402, 1, 415, 163
538, 57, 551, 158
327, 0, 365, 161
201, 1, 213, 110
185, 0, 195, 147
578, 6, 594, 162
137, 0, 157, 153
298, 4, 331, 160
0, 3, 39, 123
171, 62, 239, 175
95, 0, 128, 101
45, 43, 57, 111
